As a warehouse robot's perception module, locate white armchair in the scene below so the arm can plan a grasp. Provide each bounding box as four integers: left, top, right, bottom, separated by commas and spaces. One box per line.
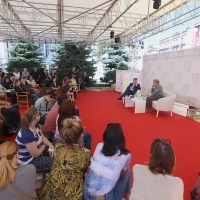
152, 91, 177, 117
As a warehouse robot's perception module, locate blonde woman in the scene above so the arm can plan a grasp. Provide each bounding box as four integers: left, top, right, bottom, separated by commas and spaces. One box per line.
0, 141, 37, 200
15, 106, 54, 173
38, 118, 91, 200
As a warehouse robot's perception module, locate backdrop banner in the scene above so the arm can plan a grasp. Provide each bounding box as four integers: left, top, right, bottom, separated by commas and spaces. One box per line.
141, 48, 200, 108
116, 70, 141, 93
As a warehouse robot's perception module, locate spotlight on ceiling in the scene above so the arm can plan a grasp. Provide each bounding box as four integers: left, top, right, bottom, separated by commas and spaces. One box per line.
153, 0, 161, 9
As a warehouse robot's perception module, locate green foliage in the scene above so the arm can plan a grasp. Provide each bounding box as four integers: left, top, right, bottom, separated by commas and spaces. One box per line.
7, 42, 45, 73
96, 46, 130, 83
51, 44, 97, 80
100, 70, 116, 84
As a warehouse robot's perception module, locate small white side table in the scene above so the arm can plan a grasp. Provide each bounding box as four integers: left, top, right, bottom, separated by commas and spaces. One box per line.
130, 98, 146, 113
123, 96, 135, 107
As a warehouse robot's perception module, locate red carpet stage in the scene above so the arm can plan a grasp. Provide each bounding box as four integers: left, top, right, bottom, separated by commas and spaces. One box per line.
76, 90, 200, 200
3, 90, 200, 199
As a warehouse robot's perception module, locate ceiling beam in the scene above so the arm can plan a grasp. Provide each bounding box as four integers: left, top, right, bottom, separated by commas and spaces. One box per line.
1, 0, 30, 40
89, 0, 140, 44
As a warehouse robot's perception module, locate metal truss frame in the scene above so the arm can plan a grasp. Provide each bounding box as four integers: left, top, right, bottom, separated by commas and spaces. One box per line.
0, 0, 200, 46
119, 0, 200, 46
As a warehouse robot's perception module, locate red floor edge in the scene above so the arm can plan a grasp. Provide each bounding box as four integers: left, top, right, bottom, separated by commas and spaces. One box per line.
3, 90, 200, 199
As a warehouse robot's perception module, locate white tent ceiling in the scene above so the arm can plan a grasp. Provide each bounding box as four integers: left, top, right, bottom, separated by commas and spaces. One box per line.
0, 0, 199, 45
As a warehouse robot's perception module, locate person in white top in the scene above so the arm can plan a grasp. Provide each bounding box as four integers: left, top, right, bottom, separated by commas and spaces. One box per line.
12, 68, 20, 79
27, 75, 39, 89
0, 141, 37, 200
84, 123, 131, 200
130, 138, 184, 200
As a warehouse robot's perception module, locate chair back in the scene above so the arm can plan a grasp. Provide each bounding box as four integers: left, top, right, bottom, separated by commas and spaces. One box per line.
16, 92, 29, 108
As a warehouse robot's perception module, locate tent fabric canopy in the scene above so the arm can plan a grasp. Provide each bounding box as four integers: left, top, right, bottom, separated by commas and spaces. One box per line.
0, 0, 194, 45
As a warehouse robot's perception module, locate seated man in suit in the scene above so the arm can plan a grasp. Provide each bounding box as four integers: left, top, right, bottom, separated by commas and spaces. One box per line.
117, 78, 141, 100
146, 79, 164, 112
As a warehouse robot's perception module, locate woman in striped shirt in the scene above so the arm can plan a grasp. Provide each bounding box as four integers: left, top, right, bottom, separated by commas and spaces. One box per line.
15, 106, 54, 173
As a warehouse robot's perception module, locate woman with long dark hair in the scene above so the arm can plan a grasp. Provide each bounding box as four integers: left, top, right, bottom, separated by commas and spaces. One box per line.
55, 100, 92, 150
84, 123, 131, 200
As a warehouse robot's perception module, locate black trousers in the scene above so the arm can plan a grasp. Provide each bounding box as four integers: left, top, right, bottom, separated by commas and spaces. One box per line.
7, 93, 17, 104
1, 106, 20, 128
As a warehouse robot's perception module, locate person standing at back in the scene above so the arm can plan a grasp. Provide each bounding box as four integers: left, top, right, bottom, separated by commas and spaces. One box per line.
31, 67, 40, 84
146, 79, 163, 112
130, 138, 184, 200
0, 141, 37, 200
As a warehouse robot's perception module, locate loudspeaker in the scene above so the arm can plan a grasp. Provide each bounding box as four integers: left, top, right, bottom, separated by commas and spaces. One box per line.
110, 31, 114, 39
115, 37, 120, 43
153, 0, 161, 9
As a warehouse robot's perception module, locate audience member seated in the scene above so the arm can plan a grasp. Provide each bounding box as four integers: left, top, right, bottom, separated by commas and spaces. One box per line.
31, 67, 40, 84
0, 82, 6, 91
80, 71, 89, 91
0, 100, 20, 132
0, 68, 5, 78
34, 92, 56, 125
2, 77, 12, 89
2, 77, 17, 104
49, 67, 57, 82
27, 75, 39, 88
71, 75, 77, 86
14, 79, 36, 105
41, 68, 50, 87
68, 80, 77, 99
55, 100, 91, 150
0, 114, 16, 136
9, 74, 15, 88
50, 77, 59, 88
62, 85, 80, 116
117, 78, 141, 100
22, 68, 30, 77
84, 123, 131, 200
0, 141, 37, 200
43, 93, 68, 134
130, 138, 184, 200
36, 86, 50, 100
15, 107, 54, 173
12, 68, 20, 79
62, 76, 69, 87
38, 118, 91, 200
146, 79, 163, 112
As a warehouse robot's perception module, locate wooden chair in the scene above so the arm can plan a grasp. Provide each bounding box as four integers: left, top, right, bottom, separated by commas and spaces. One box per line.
16, 92, 29, 108
0, 92, 8, 102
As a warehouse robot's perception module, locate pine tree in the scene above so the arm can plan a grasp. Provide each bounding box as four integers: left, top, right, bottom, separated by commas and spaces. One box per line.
7, 42, 45, 73
97, 46, 130, 83
51, 44, 96, 80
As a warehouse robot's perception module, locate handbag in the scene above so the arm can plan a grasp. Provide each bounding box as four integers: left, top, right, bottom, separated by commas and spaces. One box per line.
6, 184, 38, 200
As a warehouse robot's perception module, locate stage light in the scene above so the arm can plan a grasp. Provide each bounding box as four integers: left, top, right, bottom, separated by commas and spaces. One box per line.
153, 0, 161, 9
115, 37, 120, 43
110, 31, 114, 39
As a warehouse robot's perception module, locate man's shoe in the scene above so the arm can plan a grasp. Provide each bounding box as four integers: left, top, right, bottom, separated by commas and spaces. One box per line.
146, 109, 152, 113
117, 97, 122, 100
